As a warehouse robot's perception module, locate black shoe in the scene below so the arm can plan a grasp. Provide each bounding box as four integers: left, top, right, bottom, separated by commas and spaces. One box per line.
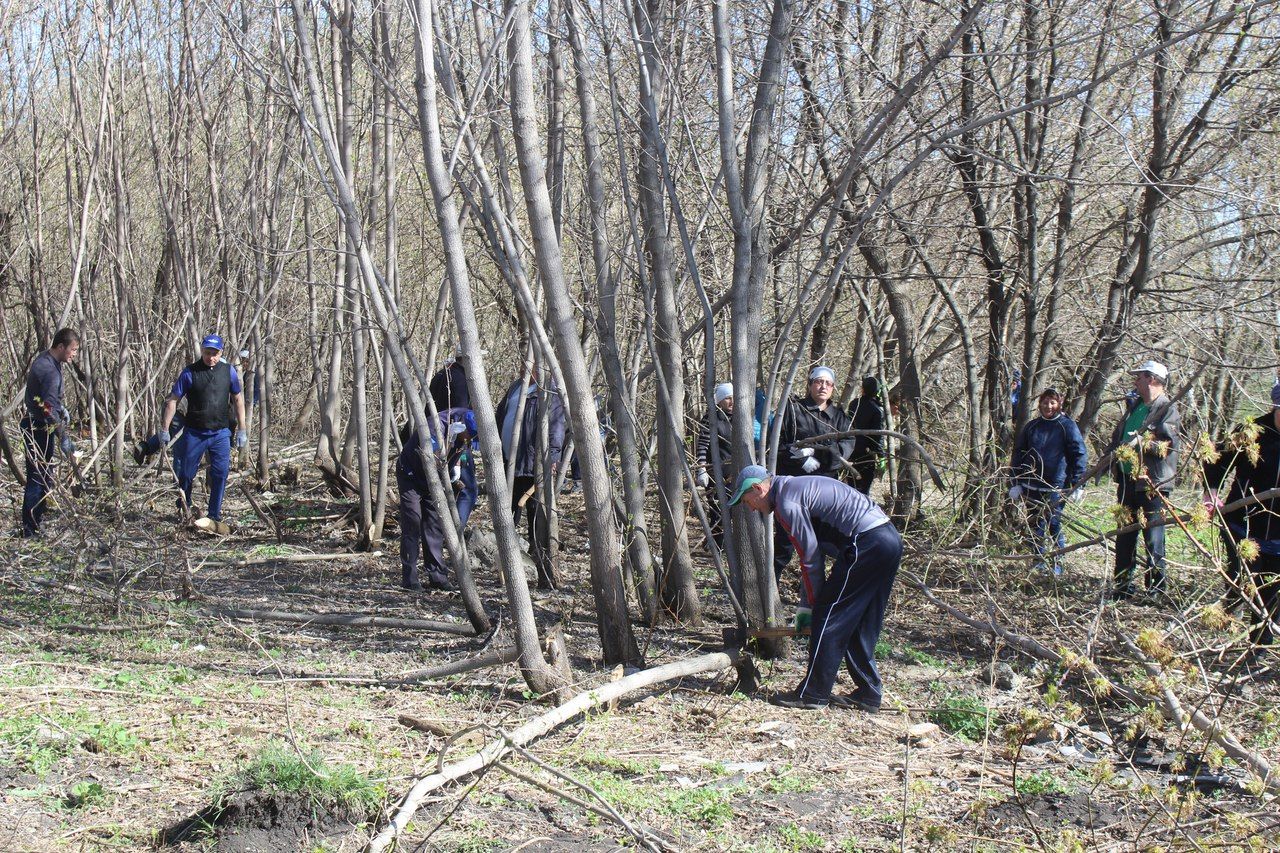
401, 581, 425, 593
427, 574, 456, 592
768, 690, 827, 710
1112, 585, 1136, 601
132, 442, 146, 466
829, 690, 881, 713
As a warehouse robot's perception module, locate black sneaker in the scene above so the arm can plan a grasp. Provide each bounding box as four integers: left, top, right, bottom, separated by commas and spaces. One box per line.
401, 581, 425, 593
768, 690, 827, 710
1111, 585, 1137, 602
428, 575, 456, 592
829, 691, 881, 713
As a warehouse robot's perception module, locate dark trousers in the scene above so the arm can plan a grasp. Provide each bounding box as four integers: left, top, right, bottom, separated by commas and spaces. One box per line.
397, 470, 449, 588
1247, 552, 1280, 647
1026, 489, 1066, 564
176, 427, 231, 520
851, 459, 877, 496
1220, 519, 1244, 609
512, 475, 553, 586
797, 523, 902, 703
455, 461, 477, 529
1114, 479, 1167, 593
20, 418, 58, 536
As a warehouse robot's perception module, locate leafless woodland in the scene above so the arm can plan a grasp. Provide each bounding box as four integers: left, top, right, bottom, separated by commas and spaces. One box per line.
1, 0, 1279, 849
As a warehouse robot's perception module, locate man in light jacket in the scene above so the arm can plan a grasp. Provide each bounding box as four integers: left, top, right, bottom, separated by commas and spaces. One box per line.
1106, 360, 1181, 600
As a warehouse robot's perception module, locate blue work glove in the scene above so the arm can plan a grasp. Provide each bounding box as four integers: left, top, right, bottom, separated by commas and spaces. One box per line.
235, 429, 248, 449
157, 429, 172, 449
60, 436, 76, 456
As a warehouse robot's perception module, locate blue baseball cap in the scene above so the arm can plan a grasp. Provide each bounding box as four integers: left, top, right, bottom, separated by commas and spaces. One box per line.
729, 464, 770, 506
201, 334, 224, 352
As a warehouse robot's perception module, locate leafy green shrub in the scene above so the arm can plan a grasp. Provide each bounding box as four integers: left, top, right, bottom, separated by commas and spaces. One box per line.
928, 686, 992, 741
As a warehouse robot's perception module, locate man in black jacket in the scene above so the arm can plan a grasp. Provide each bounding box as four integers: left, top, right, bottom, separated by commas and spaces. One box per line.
1202, 382, 1280, 646
849, 376, 885, 495
1106, 360, 1181, 600
774, 366, 857, 583
20, 328, 80, 537
695, 382, 734, 548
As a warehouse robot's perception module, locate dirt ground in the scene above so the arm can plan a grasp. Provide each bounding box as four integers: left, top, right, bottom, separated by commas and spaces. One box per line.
1, 465, 1277, 852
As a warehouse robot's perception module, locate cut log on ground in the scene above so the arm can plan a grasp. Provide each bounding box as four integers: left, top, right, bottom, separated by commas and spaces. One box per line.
202, 606, 475, 636
365, 651, 741, 852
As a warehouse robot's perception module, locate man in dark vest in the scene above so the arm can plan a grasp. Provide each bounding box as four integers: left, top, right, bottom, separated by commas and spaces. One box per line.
158, 334, 247, 523
20, 328, 80, 537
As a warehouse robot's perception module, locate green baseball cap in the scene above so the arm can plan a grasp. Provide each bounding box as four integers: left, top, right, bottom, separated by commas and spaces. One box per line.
728, 465, 770, 506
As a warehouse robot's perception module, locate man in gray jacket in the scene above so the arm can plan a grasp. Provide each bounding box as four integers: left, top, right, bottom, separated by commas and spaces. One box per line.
1107, 360, 1181, 600
495, 367, 565, 588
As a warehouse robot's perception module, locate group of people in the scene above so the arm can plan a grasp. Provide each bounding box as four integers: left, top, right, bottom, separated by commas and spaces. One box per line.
1011, 358, 1278, 650
395, 355, 564, 593
1008, 360, 1180, 596
17, 328, 1275, 713
20, 329, 250, 537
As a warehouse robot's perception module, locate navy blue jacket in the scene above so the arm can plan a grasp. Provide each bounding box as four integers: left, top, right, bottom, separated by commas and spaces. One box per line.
25, 351, 65, 427
1012, 414, 1088, 492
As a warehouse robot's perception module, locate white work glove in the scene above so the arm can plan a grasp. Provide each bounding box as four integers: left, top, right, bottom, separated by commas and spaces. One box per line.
449, 420, 468, 437
801, 456, 821, 474
1008, 485, 1025, 501
695, 470, 711, 489
450, 465, 462, 484
1067, 488, 1085, 504
790, 446, 815, 460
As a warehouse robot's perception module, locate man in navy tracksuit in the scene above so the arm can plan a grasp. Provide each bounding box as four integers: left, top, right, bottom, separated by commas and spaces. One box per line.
1009, 388, 1088, 575
731, 465, 903, 712
396, 407, 478, 592
159, 335, 248, 522
20, 328, 81, 537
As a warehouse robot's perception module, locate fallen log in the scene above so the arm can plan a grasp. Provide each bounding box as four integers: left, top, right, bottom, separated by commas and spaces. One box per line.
391, 646, 520, 686
1121, 638, 1278, 797
201, 606, 475, 636
365, 651, 741, 853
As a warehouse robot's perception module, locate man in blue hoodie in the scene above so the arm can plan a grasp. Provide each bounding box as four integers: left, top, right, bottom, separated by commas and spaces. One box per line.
1009, 388, 1088, 575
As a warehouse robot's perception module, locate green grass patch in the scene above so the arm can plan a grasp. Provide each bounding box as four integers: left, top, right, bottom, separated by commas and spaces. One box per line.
238, 741, 383, 813
63, 779, 108, 809
776, 822, 824, 851
1013, 769, 1078, 797
927, 685, 993, 741
0, 711, 140, 775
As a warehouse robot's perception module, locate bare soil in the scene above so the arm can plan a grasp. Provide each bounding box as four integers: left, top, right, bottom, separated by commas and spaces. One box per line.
1, 468, 1276, 851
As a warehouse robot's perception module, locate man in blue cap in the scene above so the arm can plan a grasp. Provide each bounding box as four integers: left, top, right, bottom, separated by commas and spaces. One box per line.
157, 334, 248, 524
20, 328, 80, 537
731, 464, 902, 712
